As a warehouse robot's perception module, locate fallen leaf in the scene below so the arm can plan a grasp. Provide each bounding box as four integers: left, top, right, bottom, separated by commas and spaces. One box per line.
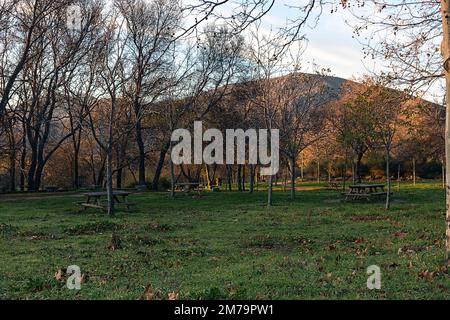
394, 232, 408, 238
141, 285, 161, 300
80, 273, 88, 284
419, 270, 436, 282
168, 291, 179, 300
54, 269, 64, 281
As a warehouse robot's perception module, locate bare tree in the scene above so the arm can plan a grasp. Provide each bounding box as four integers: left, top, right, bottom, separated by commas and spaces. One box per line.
275, 71, 333, 199
117, 0, 181, 189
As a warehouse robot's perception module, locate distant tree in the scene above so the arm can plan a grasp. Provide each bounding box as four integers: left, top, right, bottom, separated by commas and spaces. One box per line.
275, 72, 332, 199
368, 81, 409, 210
117, 0, 181, 189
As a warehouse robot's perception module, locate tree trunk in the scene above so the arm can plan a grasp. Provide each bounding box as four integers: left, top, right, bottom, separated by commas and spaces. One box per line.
386, 150, 391, 211
106, 145, 115, 216
242, 165, 246, 191
267, 174, 273, 206
226, 165, 232, 191
356, 152, 364, 183
9, 150, 15, 192
343, 148, 348, 192
170, 142, 176, 198
300, 153, 304, 181
249, 164, 255, 194
397, 164, 401, 191
116, 167, 123, 189
441, 0, 450, 263
237, 165, 242, 191
151, 142, 169, 191
205, 165, 212, 190
442, 159, 446, 190
136, 119, 147, 189
27, 147, 38, 191
290, 155, 296, 200
73, 148, 80, 189
352, 162, 356, 184
413, 158, 416, 186
34, 163, 44, 192
317, 160, 320, 183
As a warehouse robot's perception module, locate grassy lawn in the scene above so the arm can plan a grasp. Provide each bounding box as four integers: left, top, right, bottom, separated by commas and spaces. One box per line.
0, 182, 448, 300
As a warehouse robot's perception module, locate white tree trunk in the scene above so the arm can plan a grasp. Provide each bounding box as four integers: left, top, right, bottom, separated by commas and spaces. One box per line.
439, 0, 450, 263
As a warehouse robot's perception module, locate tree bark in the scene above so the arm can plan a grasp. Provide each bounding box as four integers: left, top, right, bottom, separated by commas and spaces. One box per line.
317, 160, 320, 183
441, 0, 450, 263
442, 159, 446, 190
267, 174, 273, 206
290, 155, 296, 200
413, 158, 416, 186
9, 151, 15, 192
386, 149, 391, 210
106, 145, 115, 216
237, 165, 242, 191
249, 164, 255, 194
226, 165, 233, 191
73, 147, 80, 189
116, 167, 123, 189
242, 165, 246, 191
136, 119, 147, 188
300, 152, 304, 181
151, 142, 169, 191
356, 152, 364, 183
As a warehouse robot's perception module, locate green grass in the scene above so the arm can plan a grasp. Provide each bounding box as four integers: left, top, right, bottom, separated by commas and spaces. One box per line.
0, 182, 448, 300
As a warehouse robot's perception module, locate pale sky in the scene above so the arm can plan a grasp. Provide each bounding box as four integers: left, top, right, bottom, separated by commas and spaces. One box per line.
183, 0, 442, 101
261, 2, 373, 81
259, 1, 443, 102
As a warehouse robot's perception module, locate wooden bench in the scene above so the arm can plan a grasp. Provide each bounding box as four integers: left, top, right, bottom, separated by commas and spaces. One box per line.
343, 184, 392, 202
78, 191, 136, 212
327, 182, 341, 190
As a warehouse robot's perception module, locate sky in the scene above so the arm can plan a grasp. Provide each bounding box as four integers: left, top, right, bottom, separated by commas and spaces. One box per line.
256, 1, 443, 102
184, 0, 442, 101
261, 2, 373, 81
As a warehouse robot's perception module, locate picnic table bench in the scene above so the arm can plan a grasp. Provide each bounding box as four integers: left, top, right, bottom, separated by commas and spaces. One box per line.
175, 182, 204, 195
327, 182, 341, 190
77, 191, 137, 211
343, 184, 391, 202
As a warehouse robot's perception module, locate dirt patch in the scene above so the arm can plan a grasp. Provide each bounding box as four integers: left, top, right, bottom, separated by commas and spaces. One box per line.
64, 221, 120, 235
351, 215, 390, 222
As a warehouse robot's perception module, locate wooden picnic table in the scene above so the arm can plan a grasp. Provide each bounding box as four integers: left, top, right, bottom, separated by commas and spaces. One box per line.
343, 184, 389, 201
175, 182, 204, 195
78, 191, 136, 211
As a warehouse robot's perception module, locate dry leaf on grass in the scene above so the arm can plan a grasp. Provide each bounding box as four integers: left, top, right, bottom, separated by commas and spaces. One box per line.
419, 270, 436, 282
168, 291, 179, 300
141, 285, 162, 300
54, 269, 64, 281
